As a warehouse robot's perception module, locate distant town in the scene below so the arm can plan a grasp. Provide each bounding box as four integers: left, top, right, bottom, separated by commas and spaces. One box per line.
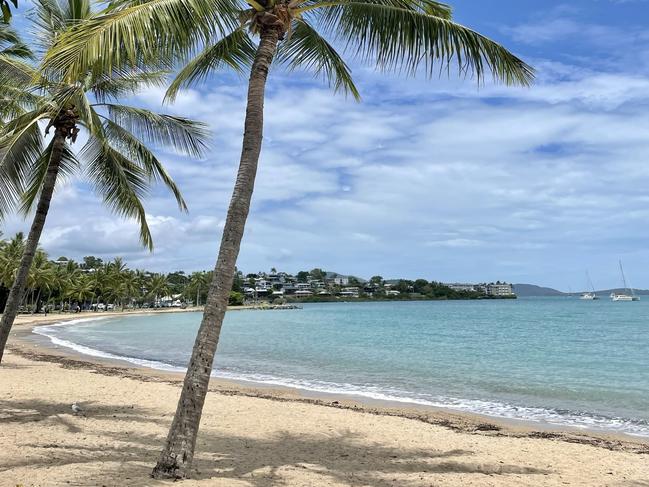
235, 268, 516, 303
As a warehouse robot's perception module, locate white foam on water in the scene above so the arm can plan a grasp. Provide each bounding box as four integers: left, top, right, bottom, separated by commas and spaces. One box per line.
33, 320, 649, 438
33, 317, 186, 373
208, 369, 649, 438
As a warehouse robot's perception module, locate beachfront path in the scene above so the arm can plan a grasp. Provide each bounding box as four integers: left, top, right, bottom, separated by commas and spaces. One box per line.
1, 349, 647, 487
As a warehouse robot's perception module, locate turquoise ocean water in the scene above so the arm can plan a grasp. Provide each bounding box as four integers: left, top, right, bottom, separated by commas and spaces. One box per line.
34, 298, 649, 436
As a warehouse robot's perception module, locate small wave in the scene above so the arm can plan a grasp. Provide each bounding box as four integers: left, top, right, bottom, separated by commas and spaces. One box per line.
208, 369, 649, 438
33, 321, 649, 438
33, 319, 185, 373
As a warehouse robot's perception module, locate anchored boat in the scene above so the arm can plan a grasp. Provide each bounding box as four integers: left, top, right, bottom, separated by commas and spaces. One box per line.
610, 261, 640, 301
580, 271, 600, 300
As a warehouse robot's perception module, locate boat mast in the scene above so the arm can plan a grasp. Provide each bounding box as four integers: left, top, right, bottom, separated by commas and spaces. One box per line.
619, 260, 634, 296
586, 271, 596, 294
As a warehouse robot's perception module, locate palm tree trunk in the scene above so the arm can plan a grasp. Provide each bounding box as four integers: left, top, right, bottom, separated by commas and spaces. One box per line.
32, 289, 42, 313
0, 133, 64, 364
152, 27, 280, 479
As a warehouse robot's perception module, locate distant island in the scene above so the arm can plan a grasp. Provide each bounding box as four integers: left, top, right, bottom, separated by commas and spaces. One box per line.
513, 283, 649, 297
513, 284, 566, 297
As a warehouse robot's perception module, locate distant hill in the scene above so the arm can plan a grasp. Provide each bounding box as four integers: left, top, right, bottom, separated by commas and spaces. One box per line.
596, 288, 649, 296
513, 284, 566, 297
514, 284, 649, 297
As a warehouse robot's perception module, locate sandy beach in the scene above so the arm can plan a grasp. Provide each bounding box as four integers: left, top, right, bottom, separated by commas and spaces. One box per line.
1, 313, 648, 486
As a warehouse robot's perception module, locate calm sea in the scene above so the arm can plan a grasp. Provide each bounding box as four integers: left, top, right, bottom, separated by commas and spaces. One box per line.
34, 298, 649, 437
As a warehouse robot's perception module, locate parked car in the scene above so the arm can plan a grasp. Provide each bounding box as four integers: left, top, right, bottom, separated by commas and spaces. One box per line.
97, 303, 106, 311
106, 304, 115, 311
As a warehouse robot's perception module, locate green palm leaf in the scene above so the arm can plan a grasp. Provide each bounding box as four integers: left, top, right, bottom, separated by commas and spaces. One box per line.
100, 104, 210, 158
276, 19, 360, 100
308, 0, 533, 84
42, 0, 241, 80
165, 29, 256, 102
19, 139, 80, 215
102, 118, 187, 211
91, 69, 168, 103
82, 136, 154, 250
0, 112, 47, 218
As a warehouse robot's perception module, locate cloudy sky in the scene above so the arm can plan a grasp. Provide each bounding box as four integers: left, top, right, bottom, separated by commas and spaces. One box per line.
4, 0, 649, 290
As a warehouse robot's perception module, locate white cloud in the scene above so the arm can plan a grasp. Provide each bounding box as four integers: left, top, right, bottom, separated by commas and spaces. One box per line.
4, 3, 649, 291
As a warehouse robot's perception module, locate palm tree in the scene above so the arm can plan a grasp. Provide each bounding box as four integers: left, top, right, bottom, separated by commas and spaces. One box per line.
45, 0, 534, 478
68, 275, 94, 308
118, 271, 140, 309
25, 250, 55, 312
0, 232, 24, 289
187, 271, 208, 306
147, 273, 170, 305
0, 0, 211, 363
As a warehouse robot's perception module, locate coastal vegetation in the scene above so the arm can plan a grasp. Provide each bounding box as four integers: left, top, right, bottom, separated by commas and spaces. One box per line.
0, 233, 512, 314
0, 0, 210, 364
41, 0, 534, 477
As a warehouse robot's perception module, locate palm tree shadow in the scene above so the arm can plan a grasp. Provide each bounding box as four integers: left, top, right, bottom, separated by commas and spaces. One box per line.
0, 398, 165, 427
187, 429, 549, 486
2, 399, 551, 486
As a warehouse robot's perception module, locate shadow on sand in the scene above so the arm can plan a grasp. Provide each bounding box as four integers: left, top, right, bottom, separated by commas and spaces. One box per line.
1, 398, 550, 486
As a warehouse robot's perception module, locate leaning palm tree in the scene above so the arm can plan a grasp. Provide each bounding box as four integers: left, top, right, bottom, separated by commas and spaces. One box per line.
45, 0, 533, 478
0, 0, 210, 363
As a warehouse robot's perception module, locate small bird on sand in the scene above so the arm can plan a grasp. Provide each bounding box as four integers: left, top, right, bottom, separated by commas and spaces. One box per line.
71, 403, 86, 416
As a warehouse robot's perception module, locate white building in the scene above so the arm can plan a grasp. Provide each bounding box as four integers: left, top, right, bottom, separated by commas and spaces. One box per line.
255, 279, 272, 294
333, 276, 350, 286
446, 283, 476, 292
486, 283, 515, 296
339, 287, 359, 297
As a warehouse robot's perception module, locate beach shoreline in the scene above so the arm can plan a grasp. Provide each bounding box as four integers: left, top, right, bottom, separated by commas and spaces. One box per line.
6, 310, 649, 450
2, 311, 648, 486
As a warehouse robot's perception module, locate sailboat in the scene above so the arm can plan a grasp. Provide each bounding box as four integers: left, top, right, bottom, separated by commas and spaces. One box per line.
610, 261, 640, 301
580, 271, 600, 300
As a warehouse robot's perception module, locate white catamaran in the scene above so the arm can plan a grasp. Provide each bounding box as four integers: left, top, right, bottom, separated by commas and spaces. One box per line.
580, 271, 600, 300
610, 261, 640, 301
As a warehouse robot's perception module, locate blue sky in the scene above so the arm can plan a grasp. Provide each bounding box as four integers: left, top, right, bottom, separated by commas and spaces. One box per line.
4, 0, 649, 291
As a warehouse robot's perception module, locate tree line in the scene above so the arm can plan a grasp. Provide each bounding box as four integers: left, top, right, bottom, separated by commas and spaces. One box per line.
0, 232, 245, 313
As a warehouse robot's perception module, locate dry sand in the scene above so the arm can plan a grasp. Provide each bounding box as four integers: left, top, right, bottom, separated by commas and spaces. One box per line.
0, 313, 648, 486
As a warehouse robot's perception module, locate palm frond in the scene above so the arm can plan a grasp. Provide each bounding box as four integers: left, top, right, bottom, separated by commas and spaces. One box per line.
64, 0, 91, 21
91, 69, 168, 103
0, 24, 31, 59
277, 19, 360, 100
102, 118, 187, 211
81, 136, 154, 250
165, 29, 256, 102
299, 0, 452, 17
19, 139, 80, 215
99, 104, 210, 158
42, 0, 241, 81
0, 55, 39, 87
31, 0, 69, 49
0, 86, 43, 121
307, 0, 534, 85
0, 112, 46, 219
